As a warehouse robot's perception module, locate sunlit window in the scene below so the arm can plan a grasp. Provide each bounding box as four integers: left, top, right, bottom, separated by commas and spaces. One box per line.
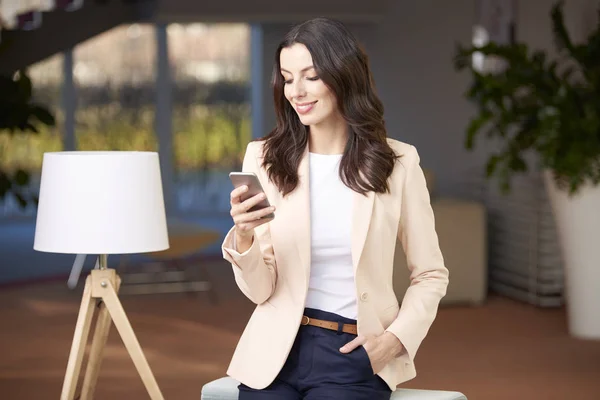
73, 24, 157, 152
170, 23, 251, 214
0, 22, 252, 219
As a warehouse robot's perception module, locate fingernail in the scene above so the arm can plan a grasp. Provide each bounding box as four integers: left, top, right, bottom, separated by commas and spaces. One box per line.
242, 186, 248, 191
339, 346, 346, 352
260, 193, 266, 199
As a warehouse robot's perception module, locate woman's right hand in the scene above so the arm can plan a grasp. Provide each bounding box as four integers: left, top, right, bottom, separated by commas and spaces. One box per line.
230, 185, 276, 247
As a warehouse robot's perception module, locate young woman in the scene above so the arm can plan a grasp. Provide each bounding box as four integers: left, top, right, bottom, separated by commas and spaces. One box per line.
221, 17, 449, 400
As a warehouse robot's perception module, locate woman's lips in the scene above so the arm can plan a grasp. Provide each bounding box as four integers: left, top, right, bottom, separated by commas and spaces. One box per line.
296, 101, 317, 115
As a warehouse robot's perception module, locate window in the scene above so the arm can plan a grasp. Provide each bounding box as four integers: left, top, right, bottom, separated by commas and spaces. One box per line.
0, 22, 252, 219
169, 23, 251, 214
73, 24, 157, 152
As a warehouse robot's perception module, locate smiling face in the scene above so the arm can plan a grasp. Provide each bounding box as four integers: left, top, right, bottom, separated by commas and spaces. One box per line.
279, 43, 340, 128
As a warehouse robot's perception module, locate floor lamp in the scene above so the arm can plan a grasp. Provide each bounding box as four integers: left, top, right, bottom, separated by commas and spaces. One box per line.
33, 151, 170, 400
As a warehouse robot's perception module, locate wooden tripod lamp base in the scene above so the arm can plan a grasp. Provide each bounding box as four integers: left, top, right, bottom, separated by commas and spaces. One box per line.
61, 267, 164, 400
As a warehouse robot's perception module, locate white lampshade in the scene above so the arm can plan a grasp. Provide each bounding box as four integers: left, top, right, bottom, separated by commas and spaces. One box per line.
34, 151, 169, 254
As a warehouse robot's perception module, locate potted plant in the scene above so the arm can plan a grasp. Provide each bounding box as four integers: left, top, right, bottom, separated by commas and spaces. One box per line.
454, 0, 600, 339
0, 69, 55, 209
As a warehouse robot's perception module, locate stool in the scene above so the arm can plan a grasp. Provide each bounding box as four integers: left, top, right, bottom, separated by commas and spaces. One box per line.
201, 377, 467, 400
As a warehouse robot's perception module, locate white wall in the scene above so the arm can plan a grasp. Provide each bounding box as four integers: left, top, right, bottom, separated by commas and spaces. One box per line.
518, 0, 599, 53
369, 0, 477, 197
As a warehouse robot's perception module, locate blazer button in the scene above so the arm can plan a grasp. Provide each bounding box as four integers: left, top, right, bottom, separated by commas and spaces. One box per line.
360, 292, 369, 302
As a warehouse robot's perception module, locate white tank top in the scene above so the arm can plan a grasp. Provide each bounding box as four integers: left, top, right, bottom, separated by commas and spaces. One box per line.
304, 152, 357, 319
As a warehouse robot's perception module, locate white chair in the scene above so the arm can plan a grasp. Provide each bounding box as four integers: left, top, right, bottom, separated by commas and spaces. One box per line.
201, 377, 468, 400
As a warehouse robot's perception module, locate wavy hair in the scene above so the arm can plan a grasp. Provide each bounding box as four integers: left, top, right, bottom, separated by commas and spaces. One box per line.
261, 17, 400, 196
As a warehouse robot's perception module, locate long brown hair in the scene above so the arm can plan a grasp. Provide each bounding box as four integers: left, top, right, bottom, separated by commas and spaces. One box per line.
261, 17, 400, 197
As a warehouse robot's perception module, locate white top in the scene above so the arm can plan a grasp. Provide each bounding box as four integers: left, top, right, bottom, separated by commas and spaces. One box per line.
304, 152, 357, 319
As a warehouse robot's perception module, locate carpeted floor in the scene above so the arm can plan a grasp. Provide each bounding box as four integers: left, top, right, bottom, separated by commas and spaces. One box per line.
1, 260, 599, 400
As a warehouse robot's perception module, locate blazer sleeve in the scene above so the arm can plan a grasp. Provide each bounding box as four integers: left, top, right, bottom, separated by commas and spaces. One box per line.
385, 145, 449, 362
221, 141, 277, 305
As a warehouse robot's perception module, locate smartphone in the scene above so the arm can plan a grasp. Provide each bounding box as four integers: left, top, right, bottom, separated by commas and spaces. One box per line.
229, 172, 275, 219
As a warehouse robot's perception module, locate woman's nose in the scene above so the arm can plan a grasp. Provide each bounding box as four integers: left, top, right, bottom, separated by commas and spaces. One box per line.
290, 80, 306, 99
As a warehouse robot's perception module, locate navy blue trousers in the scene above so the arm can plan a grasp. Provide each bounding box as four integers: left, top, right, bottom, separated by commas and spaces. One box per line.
238, 308, 392, 400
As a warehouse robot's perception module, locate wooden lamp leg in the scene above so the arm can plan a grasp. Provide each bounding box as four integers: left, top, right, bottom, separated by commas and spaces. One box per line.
61, 276, 96, 400
79, 277, 122, 400
60, 266, 164, 400
92, 269, 164, 399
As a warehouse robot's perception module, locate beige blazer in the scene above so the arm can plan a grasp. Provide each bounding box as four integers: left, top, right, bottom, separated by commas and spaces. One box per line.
221, 138, 449, 391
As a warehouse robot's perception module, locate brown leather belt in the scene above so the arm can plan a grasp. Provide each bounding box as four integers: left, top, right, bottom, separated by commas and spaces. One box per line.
300, 315, 358, 335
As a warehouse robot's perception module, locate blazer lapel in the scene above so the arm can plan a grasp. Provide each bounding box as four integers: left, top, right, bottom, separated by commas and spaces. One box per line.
351, 188, 375, 272
286, 145, 311, 283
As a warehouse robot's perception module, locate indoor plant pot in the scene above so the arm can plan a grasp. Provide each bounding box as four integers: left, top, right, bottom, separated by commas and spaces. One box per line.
543, 170, 600, 338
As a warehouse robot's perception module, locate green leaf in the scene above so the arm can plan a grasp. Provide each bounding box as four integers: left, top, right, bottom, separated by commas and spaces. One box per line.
509, 155, 528, 172
465, 112, 491, 149
0, 172, 11, 198
30, 105, 56, 126
13, 169, 30, 186
500, 177, 511, 194
551, 2, 571, 52
0, 71, 55, 135
15, 70, 33, 103
23, 123, 39, 133
486, 155, 501, 177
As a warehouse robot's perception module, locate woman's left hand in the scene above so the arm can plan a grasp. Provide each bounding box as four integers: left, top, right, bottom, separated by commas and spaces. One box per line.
339, 332, 404, 374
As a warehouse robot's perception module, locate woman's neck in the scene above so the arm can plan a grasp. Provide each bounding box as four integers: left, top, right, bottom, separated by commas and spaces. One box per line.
308, 115, 348, 155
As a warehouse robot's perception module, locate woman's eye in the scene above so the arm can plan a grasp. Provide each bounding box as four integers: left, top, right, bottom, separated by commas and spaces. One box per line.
306, 76, 319, 81
284, 79, 292, 84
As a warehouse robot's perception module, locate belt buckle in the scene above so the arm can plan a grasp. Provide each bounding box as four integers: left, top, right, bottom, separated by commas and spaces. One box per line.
301, 316, 310, 325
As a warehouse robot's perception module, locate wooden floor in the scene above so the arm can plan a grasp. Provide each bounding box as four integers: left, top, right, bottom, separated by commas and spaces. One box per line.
1, 261, 599, 400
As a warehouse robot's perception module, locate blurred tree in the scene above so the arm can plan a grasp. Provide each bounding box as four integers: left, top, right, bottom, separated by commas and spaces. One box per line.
0, 70, 55, 208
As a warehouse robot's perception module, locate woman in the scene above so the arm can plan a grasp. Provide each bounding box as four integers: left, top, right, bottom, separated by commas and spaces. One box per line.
221, 17, 449, 400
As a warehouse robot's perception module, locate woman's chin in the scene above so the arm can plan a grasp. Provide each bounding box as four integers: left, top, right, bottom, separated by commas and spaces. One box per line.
298, 115, 320, 127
